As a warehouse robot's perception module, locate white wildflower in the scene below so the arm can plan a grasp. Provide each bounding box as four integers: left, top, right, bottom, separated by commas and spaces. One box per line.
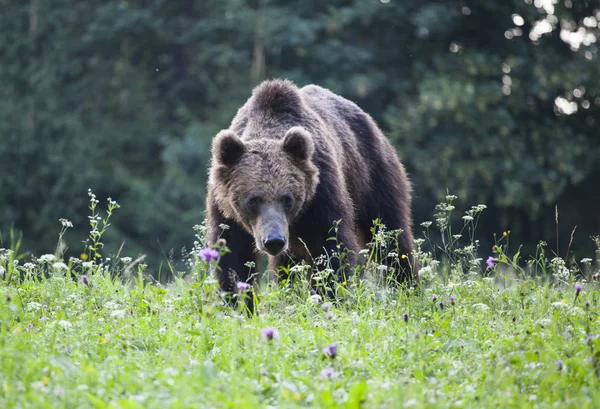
452, 234, 462, 239
308, 294, 322, 304
104, 301, 120, 310
387, 252, 398, 258
581, 258, 592, 264
111, 309, 127, 319
82, 261, 94, 269
58, 218, 73, 228
551, 300, 568, 308
164, 368, 178, 377
470, 258, 483, 266
377, 264, 388, 272
462, 215, 474, 221
27, 302, 43, 311
472, 303, 490, 311
358, 249, 370, 256
57, 320, 72, 329
0, 266, 4, 277
52, 262, 68, 271
430, 260, 440, 267
38, 254, 55, 263
120, 257, 133, 264
420, 221, 432, 228
418, 266, 435, 281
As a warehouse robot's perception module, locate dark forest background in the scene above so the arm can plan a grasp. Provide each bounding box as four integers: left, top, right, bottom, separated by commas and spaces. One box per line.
1, 0, 599, 271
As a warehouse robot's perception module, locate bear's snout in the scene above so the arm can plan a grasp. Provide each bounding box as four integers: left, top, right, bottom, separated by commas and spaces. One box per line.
263, 234, 287, 255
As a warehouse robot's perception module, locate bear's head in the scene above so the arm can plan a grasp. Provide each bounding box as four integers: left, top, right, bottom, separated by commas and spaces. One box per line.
210, 126, 319, 256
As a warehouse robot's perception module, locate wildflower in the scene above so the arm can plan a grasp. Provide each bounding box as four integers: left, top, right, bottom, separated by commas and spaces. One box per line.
420, 221, 432, 228
581, 258, 592, 264
236, 281, 251, 291
323, 343, 337, 359
309, 294, 322, 304
351, 328, 359, 337
555, 360, 564, 371
59, 218, 73, 228
57, 320, 72, 330
80, 275, 89, 285
0, 266, 4, 277
402, 313, 409, 323
450, 296, 455, 306
503, 231, 508, 237
325, 311, 336, 320
261, 327, 279, 341
401, 254, 407, 259
321, 302, 332, 312
439, 302, 444, 310
376, 264, 388, 272
320, 367, 335, 378
53, 262, 68, 271
575, 283, 582, 297
432, 294, 438, 302
586, 335, 592, 344
342, 281, 347, 286
486, 256, 498, 269
260, 368, 268, 376
38, 254, 55, 263
462, 215, 474, 222
198, 247, 219, 262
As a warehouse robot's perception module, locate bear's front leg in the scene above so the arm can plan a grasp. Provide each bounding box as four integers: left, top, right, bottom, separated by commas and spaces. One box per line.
207, 205, 258, 312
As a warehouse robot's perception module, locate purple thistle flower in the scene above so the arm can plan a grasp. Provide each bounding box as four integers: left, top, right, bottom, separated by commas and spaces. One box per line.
198, 247, 219, 263
556, 360, 564, 371
439, 302, 444, 310
321, 302, 332, 312
261, 327, 279, 341
323, 343, 337, 359
586, 335, 592, 345
80, 275, 89, 285
325, 311, 336, 320
260, 368, 268, 376
575, 283, 582, 296
486, 256, 498, 269
402, 313, 409, 323
432, 294, 438, 302
320, 367, 335, 378
236, 281, 251, 291
450, 296, 455, 306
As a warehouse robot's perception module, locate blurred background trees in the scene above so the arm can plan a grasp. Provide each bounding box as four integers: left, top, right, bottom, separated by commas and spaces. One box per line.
1, 0, 598, 272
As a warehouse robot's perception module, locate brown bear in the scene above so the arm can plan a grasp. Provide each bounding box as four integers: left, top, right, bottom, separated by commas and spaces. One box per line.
206, 79, 416, 300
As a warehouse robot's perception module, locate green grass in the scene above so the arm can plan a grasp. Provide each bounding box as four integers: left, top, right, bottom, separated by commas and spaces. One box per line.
1, 260, 599, 408
1, 193, 599, 408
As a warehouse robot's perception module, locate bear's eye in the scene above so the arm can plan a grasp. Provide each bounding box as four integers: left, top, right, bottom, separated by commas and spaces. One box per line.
280, 193, 294, 210
246, 195, 262, 209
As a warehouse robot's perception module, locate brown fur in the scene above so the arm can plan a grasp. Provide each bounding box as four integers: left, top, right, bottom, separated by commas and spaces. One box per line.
206, 79, 416, 303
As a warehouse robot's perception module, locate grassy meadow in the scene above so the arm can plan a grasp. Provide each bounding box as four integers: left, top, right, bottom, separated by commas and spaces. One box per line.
1, 194, 599, 408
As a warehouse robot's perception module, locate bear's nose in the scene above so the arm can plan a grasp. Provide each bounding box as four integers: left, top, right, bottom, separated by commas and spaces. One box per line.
263, 235, 286, 255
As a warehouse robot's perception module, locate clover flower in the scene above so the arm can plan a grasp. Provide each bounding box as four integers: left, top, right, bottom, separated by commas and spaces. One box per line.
486, 256, 498, 269
236, 281, 251, 291
321, 302, 332, 312
198, 248, 219, 262
321, 367, 335, 378
323, 343, 337, 359
261, 327, 279, 341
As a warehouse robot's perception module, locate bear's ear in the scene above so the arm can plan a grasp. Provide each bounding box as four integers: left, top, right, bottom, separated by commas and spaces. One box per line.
212, 130, 245, 166
282, 126, 314, 161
